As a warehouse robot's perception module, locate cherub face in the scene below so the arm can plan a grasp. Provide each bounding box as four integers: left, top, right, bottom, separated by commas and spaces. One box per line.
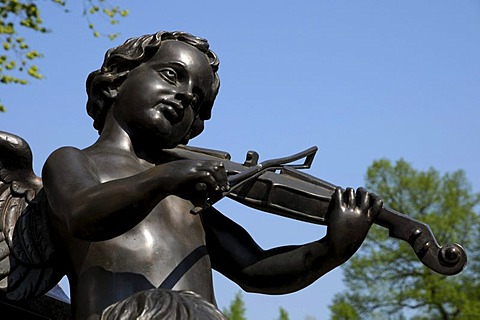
113, 40, 215, 150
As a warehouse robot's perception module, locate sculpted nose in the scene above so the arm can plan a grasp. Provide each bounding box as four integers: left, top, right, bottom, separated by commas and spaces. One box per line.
175, 92, 194, 108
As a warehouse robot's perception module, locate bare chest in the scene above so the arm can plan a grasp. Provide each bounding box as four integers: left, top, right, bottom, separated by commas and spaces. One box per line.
82, 195, 206, 271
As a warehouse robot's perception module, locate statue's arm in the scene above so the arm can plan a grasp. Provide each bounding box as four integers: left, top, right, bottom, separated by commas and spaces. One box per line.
202, 188, 382, 294
202, 207, 337, 294
42, 147, 227, 241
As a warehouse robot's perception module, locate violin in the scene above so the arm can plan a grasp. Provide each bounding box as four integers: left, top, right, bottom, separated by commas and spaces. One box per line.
162, 145, 467, 276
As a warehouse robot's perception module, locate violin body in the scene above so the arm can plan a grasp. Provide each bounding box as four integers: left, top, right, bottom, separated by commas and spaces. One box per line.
163, 145, 467, 276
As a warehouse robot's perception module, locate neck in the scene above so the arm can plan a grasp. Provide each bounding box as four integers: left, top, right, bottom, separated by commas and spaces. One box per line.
94, 109, 136, 155
93, 109, 174, 164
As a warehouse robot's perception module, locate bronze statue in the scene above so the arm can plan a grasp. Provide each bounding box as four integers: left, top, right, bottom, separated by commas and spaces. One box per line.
0, 31, 467, 320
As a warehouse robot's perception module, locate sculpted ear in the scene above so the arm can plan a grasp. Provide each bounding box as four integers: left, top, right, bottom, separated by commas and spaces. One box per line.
101, 87, 119, 99
100, 71, 129, 100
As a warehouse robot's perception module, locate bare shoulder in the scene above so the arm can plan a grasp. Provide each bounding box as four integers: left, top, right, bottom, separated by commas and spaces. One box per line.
42, 146, 100, 186
46, 146, 89, 162
44, 146, 93, 173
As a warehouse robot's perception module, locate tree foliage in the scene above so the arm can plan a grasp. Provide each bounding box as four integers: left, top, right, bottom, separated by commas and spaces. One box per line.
277, 306, 290, 320
224, 291, 295, 319
329, 159, 480, 320
0, 0, 128, 111
330, 295, 360, 320
223, 291, 247, 320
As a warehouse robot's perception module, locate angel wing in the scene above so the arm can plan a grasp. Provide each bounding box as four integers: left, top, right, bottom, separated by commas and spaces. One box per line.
0, 131, 64, 300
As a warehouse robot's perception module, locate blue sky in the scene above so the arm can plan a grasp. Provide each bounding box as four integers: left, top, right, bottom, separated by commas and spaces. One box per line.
1, 1, 479, 319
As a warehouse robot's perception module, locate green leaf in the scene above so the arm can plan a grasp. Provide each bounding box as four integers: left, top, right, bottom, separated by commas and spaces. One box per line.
108, 33, 118, 41
89, 6, 100, 14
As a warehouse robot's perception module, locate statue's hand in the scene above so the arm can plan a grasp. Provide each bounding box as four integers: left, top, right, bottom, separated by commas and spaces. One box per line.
326, 187, 383, 259
155, 159, 228, 199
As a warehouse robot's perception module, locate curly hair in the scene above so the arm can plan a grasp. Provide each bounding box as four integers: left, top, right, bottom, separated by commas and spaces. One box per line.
85, 31, 220, 138
100, 289, 227, 320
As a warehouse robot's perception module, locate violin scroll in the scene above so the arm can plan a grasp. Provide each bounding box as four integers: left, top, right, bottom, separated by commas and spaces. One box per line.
414, 237, 466, 276
376, 207, 467, 275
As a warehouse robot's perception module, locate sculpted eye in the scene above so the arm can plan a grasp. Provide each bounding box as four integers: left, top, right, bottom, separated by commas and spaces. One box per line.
158, 68, 177, 84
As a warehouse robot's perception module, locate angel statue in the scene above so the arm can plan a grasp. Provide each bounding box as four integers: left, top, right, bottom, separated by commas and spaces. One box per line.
0, 31, 466, 320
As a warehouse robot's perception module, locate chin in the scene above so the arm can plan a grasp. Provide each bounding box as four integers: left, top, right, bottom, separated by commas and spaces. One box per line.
149, 134, 184, 151
161, 140, 181, 150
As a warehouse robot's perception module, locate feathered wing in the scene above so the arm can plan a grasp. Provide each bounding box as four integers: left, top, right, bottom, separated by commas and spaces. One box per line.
0, 131, 64, 300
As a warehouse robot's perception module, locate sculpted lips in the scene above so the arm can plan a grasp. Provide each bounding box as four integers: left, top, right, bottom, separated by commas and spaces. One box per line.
155, 101, 183, 123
